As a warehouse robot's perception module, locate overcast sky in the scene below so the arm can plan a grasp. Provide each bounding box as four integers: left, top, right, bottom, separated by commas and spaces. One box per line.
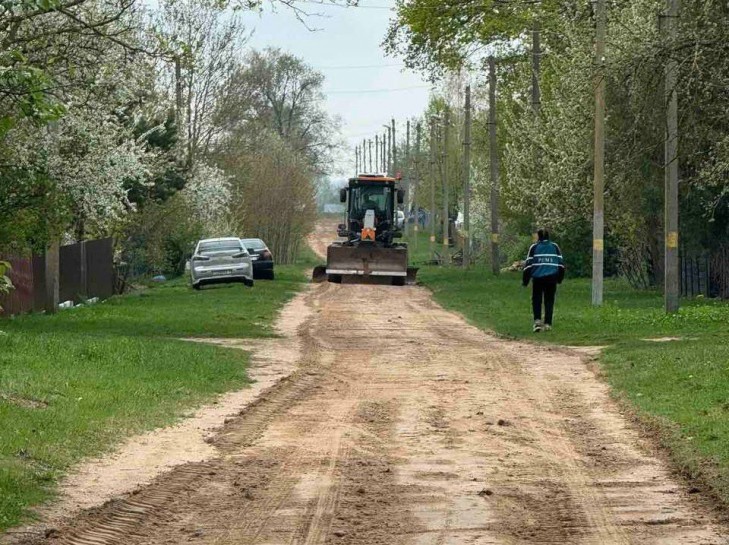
241, 1, 432, 181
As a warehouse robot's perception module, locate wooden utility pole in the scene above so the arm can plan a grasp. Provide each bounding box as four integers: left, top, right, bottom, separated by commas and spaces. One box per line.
489, 57, 500, 275
362, 139, 367, 173
441, 109, 450, 261
592, 0, 607, 306
355, 146, 359, 176
429, 118, 437, 259
664, 0, 680, 313
382, 132, 387, 172
463, 85, 472, 268
405, 119, 411, 236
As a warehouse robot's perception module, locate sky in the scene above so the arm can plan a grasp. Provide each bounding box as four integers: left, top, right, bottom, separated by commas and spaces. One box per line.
241, 1, 433, 181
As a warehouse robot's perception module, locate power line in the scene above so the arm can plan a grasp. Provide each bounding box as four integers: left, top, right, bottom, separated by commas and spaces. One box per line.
315, 62, 405, 70
324, 84, 430, 95
292, 0, 393, 9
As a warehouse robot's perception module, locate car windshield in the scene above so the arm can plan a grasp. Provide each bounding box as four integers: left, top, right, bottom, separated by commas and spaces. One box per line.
198, 240, 242, 254
350, 184, 392, 220
242, 239, 266, 250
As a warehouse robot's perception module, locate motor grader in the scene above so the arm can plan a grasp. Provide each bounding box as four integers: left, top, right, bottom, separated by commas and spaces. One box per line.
313, 174, 417, 285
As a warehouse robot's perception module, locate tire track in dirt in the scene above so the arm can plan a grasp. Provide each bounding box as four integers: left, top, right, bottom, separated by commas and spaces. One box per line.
6, 222, 729, 544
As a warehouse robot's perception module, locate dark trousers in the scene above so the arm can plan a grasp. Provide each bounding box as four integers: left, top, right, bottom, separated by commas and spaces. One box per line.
532, 276, 558, 325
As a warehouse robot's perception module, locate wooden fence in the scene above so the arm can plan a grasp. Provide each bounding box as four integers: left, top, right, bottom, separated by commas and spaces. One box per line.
0, 238, 114, 316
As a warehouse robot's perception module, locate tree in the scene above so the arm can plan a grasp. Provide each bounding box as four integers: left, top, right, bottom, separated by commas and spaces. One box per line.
216, 48, 338, 174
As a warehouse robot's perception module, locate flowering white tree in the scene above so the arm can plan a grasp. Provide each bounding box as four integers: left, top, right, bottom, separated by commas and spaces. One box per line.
182, 162, 232, 236
45, 112, 152, 239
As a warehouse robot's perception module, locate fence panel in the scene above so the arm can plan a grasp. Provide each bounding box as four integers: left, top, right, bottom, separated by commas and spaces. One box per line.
32, 255, 46, 312
0, 256, 34, 315
1, 237, 115, 317
59, 242, 84, 303
85, 238, 114, 300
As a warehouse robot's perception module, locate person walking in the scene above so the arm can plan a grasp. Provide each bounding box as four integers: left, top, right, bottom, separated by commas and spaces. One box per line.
522, 229, 565, 332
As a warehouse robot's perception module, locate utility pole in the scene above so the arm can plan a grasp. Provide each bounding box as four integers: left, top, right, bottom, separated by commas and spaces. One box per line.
362, 139, 367, 173
429, 118, 437, 259
175, 56, 184, 133
405, 119, 411, 236
532, 23, 541, 117
392, 119, 398, 176
532, 22, 542, 243
385, 125, 392, 175
382, 132, 387, 172
45, 121, 60, 314
441, 109, 450, 261
592, 0, 607, 306
463, 85, 472, 268
489, 57, 500, 275
355, 146, 359, 176
664, 0, 680, 313
414, 122, 422, 248
368, 139, 373, 172
375, 134, 379, 173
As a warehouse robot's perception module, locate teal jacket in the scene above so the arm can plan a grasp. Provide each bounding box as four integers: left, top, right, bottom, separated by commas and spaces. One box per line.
522, 240, 565, 285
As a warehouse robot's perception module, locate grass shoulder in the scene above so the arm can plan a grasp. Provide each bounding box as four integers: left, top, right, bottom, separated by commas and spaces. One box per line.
0, 259, 310, 531
416, 263, 729, 505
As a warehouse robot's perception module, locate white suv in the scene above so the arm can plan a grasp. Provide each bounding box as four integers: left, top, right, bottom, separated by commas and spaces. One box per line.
190, 237, 254, 290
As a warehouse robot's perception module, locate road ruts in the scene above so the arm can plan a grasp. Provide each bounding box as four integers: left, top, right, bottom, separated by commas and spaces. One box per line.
8, 223, 729, 545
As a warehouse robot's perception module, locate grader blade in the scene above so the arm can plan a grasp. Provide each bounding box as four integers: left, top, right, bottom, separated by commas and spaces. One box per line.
325, 244, 409, 283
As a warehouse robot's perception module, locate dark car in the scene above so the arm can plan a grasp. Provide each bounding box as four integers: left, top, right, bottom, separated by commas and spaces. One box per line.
241, 238, 274, 280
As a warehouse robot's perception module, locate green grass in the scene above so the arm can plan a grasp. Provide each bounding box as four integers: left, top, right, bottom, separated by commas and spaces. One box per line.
415, 263, 729, 504
0, 262, 309, 531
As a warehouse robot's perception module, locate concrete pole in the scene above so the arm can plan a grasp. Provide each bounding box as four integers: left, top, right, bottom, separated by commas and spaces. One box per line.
362, 139, 367, 173
392, 118, 397, 176
382, 132, 387, 172
532, 22, 542, 243
368, 139, 373, 172
463, 85, 472, 268
375, 134, 379, 173
44, 241, 59, 314
413, 122, 422, 248
664, 0, 680, 313
441, 109, 450, 261
429, 118, 437, 259
405, 119, 411, 236
592, 0, 607, 306
489, 57, 500, 275
385, 125, 393, 175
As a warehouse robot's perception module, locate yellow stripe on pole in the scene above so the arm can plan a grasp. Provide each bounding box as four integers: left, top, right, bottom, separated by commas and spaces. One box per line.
491, 233, 499, 243
593, 239, 604, 251
429, 235, 436, 243
666, 231, 679, 249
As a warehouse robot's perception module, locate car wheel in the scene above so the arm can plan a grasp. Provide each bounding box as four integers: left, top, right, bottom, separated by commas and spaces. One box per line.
193, 283, 201, 291
243, 277, 254, 287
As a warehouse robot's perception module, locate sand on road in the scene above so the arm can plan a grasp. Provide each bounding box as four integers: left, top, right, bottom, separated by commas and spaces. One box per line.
9, 222, 727, 545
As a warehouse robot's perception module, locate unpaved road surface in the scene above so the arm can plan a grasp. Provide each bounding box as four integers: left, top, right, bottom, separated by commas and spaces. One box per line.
10, 224, 728, 544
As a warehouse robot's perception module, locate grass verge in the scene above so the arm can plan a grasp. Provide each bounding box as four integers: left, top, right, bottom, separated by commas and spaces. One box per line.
415, 262, 729, 505
0, 260, 310, 531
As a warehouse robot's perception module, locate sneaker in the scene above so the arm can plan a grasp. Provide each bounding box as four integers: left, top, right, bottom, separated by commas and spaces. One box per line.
533, 320, 543, 333
544, 324, 552, 332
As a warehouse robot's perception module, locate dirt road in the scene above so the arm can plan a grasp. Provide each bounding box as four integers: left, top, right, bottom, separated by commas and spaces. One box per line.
13, 223, 728, 544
